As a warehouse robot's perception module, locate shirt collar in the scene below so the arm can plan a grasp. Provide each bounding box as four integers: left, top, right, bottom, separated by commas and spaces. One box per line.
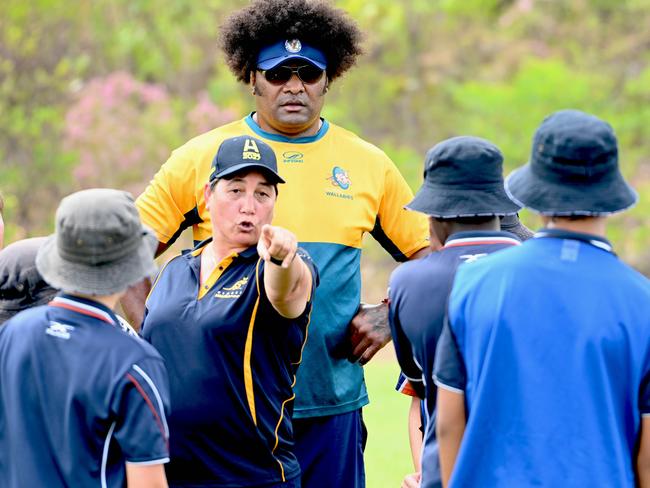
48, 294, 120, 326
533, 228, 614, 253
245, 113, 329, 143
185, 238, 259, 261
444, 230, 521, 249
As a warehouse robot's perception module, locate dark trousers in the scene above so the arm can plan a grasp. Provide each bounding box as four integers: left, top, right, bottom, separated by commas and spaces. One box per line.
293, 409, 366, 488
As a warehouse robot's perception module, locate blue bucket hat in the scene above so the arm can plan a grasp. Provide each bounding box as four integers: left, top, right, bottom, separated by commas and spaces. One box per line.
505, 109, 638, 216
257, 39, 327, 70
407, 136, 520, 218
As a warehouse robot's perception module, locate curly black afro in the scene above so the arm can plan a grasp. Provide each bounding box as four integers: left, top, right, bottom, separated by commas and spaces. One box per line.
219, 0, 364, 84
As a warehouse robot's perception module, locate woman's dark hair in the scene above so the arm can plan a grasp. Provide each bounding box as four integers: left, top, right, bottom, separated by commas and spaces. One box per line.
219, 0, 363, 84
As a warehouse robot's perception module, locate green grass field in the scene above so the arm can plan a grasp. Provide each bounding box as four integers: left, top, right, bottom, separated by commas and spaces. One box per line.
362, 355, 415, 488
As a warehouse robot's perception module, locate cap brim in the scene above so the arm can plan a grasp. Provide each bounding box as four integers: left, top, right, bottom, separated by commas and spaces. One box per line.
258, 55, 326, 71
35, 229, 159, 296
211, 163, 285, 184
505, 164, 639, 216
406, 182, 521, 218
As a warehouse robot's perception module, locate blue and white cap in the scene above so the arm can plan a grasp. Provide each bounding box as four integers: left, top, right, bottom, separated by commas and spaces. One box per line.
257, 39, 327, 70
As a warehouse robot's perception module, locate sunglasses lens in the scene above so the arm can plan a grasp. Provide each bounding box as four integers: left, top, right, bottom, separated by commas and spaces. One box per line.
297, 65, 324, 84
264, 67, 293, 85
261, 65, 324, 85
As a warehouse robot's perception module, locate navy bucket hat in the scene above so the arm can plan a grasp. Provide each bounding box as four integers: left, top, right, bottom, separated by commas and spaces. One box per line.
505, 109, 638, 216
407, 136, 520, 218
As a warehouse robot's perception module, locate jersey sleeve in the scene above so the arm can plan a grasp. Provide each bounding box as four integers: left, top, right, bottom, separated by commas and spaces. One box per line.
433, 317, 467, 394
388, 275, 425, 399
136, 146, 203, 245
395, 372, 419, 398
111, 355, 171, 464
370, 157, 429, 262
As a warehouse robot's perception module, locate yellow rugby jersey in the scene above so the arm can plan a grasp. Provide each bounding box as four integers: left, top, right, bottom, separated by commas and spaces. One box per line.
137, 114, 429, 417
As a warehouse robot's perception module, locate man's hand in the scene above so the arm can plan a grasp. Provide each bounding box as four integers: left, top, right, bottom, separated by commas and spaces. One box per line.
119, 277, 152, 332
401, 472, 421, 488
348, 301, 391, 365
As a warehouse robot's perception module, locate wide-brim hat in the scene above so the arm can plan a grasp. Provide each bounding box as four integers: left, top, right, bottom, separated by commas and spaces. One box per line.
36, 189, 158, 296
407, 136, 520, 218
505, 109, 638, 216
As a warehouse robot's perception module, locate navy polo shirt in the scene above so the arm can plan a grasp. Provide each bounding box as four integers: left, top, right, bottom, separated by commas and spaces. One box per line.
388, 231, 519, 488
142, 242, 318, 487
435, 229, 650, 487
0, 295, 170, 488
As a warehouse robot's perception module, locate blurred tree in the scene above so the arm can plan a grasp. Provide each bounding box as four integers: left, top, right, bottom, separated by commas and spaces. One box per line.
0, 0, 648, 270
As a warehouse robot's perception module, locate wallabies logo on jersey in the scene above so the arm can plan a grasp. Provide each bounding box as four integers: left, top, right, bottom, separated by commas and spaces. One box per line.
328, 166, 351, 190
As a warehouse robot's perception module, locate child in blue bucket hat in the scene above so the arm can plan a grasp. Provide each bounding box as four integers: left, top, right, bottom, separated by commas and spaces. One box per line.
435, 110, 650, 488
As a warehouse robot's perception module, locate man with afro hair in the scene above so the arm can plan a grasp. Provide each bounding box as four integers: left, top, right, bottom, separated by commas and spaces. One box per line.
131, 1, 432, 486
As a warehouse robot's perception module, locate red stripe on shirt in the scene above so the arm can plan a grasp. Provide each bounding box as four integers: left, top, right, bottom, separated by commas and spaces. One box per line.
399, 380, 418, 397
125, 372, 169, 448
48, 302, 113, 324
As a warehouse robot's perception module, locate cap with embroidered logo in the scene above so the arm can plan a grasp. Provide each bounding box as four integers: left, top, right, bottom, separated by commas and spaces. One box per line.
209, 135, 285, 184
257, 39, 327, 70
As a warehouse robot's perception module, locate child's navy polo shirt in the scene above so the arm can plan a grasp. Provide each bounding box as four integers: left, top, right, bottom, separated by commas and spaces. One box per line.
142, 242, 318, 487
435, 229, 650, 487
388, 230, 519, 488
0, 295, 170, 488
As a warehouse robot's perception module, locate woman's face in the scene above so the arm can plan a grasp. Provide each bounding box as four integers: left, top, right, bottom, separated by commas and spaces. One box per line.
204, 170, 277, 252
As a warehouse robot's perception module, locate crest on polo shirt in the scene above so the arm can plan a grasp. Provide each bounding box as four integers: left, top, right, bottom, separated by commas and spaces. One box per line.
215, 276, 249, 299
285, 39, 302, 53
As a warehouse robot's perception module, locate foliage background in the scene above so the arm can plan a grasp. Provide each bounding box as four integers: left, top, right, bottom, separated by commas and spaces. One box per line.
1, 1, 649, 484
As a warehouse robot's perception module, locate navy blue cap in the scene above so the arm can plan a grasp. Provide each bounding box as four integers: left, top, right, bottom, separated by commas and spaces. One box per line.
210, 136, 285, 184
407, 136, 520, 218
257, 39, 327, 70
505, 109, 638, 216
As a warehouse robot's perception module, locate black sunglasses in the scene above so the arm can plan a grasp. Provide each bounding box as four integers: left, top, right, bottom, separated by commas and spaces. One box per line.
258, 65, 325, 85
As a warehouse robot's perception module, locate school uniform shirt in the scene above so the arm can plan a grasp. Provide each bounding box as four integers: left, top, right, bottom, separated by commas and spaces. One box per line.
389, 231, 520, 488
435, 229, 650, 487
141, 242, 318, 487
136, 114, 429, 419
0, 295, 170, 488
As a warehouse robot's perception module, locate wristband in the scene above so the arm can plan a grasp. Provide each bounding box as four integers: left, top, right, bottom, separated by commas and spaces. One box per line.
269, 256, 284, 266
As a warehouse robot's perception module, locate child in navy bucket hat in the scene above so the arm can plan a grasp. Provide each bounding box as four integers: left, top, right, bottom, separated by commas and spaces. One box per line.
388, 135, 523, 488
435, 110, 650, 488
